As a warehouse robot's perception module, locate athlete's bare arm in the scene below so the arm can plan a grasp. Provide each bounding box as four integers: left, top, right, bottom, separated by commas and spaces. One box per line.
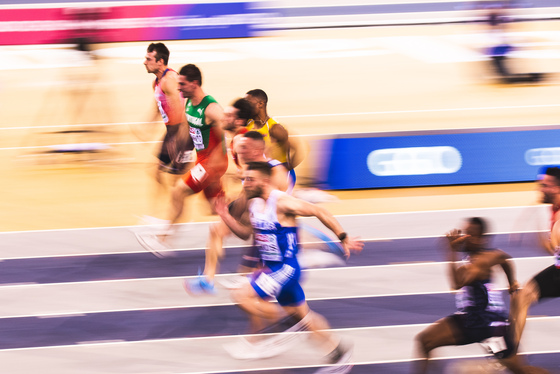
160, 71, 185, 125
445, 230, 479, 289
445, 231, 517, 290
270, 124, 303, 169
215, 196, 252, 240
270, 164, 289, 192
276, 194, 363, 258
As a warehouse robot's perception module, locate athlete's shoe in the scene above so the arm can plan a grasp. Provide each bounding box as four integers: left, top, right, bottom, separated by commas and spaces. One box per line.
184, 275, 216, 295
135, 232, 174, 258
315, 341, 353, 374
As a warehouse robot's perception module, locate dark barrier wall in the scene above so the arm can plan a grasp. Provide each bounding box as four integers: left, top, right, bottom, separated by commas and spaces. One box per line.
319, 126, 560, 189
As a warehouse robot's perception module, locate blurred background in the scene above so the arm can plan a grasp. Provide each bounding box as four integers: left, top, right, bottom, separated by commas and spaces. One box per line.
0, 0, 558, 231
1, 1, 560, 373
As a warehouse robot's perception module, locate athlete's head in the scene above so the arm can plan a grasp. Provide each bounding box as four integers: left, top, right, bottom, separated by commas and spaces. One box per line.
144, 43, 169, 73
245, 89, 268, 116
463, 217, 489, 252
540, 167, 560, 204
243, 161, 272, 199
178, 64, 202, 99
237, 131, 265, 164
224, 98, 254, 131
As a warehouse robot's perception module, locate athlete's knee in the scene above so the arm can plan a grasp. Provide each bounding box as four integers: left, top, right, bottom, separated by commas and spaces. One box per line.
211, 221, 230, 238
517, 281, 540, 308
231, 283, 256, 306
415, 330, 435, 354
171, 179, 193, 200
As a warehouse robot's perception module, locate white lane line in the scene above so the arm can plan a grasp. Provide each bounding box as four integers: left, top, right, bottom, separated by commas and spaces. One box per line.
0, 140, 160, 151
0, 289, 457, 320
0, 228, 546, 261
274, 104, 560, 119
1, 104, 559, 132
0, 317, 556, 353
0, 121, 159, 131
0, 203, 547, 235
4, 258, 555, 319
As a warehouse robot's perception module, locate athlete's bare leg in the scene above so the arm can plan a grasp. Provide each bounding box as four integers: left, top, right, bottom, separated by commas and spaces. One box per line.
510, 279, 540, 348
414, 317, 461, 374
159, 179, 195, 240
231, 282, 282, 334
204, 221, 231, 281
231, 283, 338, 353
150, 165, 180, 219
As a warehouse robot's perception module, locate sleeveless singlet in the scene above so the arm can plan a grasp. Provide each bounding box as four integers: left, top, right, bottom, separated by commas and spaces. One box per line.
185, 95, 226, 164
455, 254, 507, 328
249, 190, 299, 270
246, 117, 288, 164
154, 69, 183, 126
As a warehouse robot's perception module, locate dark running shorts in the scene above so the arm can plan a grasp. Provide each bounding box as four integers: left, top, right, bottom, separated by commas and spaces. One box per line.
448, 314, 515, 359
534, 264, 560, 300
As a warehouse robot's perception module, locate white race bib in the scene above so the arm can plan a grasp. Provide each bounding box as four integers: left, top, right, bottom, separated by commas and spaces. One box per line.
157, 101, 168, 123
190, 127, 205, 150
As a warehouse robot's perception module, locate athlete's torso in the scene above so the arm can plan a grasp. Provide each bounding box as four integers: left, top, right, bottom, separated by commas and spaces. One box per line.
455, 253, 507, 326
246, 118, 287, 164
186, 95, 226, 163
154, 69, 184, 126
249, 190, 299, 270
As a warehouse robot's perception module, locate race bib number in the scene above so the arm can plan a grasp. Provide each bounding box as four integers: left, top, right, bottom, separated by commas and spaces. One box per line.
481, 336, 507, 354
485, 283, 506, 313
190, 163, 207, 183
455, 288, 474, 312
157, 101, 168, 123
176, 150, 195, 164
190, 127, 205, 150
255, 233, 282, 261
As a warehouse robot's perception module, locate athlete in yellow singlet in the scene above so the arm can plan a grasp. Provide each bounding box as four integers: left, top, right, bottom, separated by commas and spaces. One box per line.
244, 89, 293, 167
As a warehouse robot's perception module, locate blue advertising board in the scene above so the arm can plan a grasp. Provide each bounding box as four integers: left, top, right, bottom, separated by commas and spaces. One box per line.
321, 127, 560, 189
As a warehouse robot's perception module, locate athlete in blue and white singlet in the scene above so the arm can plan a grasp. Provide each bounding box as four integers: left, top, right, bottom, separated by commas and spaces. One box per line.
249, 190, 304, 306
216, 161, 363, 368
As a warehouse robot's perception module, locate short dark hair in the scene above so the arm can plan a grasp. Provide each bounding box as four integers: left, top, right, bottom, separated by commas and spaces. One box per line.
246, 89, 268, 104
147, 43, 169, 65
179, 64, 202, 86
468, 217, 488, 236
546, 167, 560, 185
243, 131, 264, 142
246, 161, 272, 177
232, 98, 254, 122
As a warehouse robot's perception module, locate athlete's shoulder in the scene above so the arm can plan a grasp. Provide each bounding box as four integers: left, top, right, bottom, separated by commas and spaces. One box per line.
203, 95, 219, 105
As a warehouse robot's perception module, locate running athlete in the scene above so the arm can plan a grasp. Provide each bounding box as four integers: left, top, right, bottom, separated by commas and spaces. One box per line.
144, 43, 193, 182
136, 64, 228, 253
245, 89, 302, 172
215, 161, 362, 372
414, 217, 537, 374
222, 98, 253, 171
510, 166, 560, 349
186, 131, 292, 293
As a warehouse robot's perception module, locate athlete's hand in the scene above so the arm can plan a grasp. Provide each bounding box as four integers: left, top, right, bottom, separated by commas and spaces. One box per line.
342, 236, 364, 259
446, 229, 469, 251
214, 196, 229, 219
508, 281, 520, 295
